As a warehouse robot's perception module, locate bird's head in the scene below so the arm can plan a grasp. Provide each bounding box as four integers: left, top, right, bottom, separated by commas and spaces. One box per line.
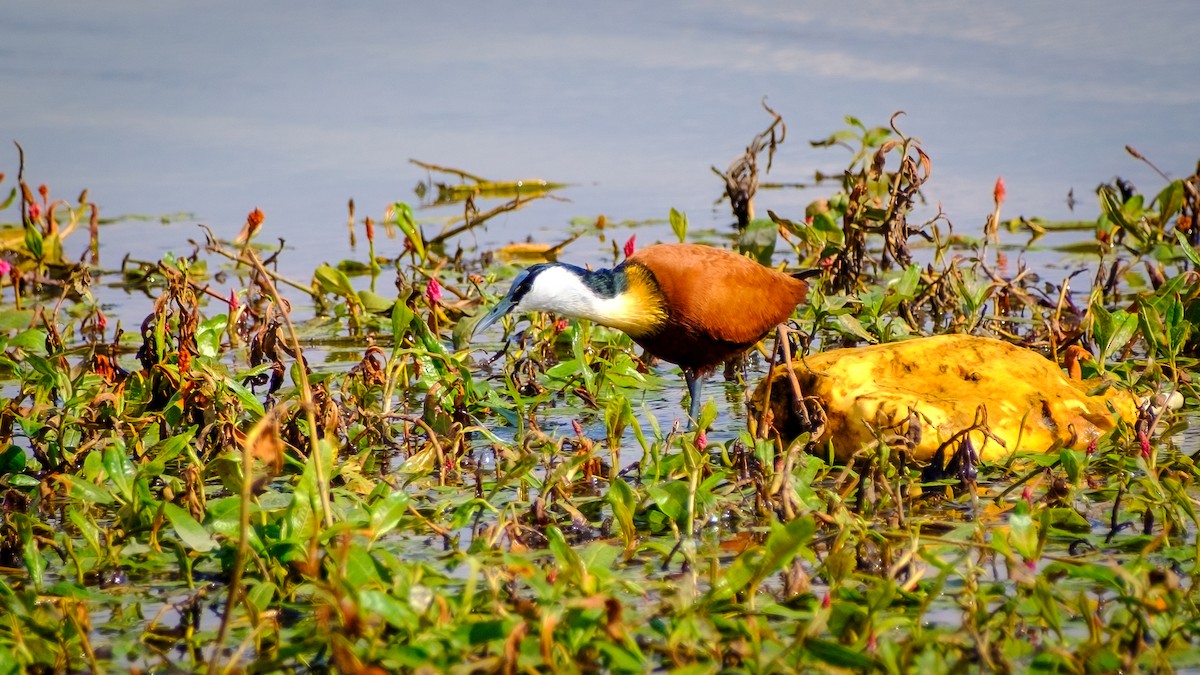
473, 263, 596, 336
473, 260, 666, 338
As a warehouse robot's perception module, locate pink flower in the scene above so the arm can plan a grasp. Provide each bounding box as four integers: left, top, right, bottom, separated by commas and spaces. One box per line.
1139, 429, 1152, 460
554, 318, 569, 333
425, 277, 442, 305
0, 260, 10, 277
27, 202, 41, 222
696, 430, 707, 450
623, 234, 636, 258
228, 289, 240, 310
993, 176, 1007, 208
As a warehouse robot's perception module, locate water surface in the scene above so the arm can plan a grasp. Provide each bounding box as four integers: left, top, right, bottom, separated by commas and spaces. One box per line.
3, 1, 1197, 277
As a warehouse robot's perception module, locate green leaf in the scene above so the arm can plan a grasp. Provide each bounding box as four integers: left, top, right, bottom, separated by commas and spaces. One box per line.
14, 514, 45, 591
607, 478, 637, 549
357, 289, 396, 314
1099, 187, 1144, 244
359, 588, 416, 631
1173, 230, 1200, 266
10, 328, 47, 352
313, 263, 359, 301
195, 314, 228, 358
738, 217, 777, 265
466, 619, 509, 645
1155, 179, 1184, 224
24, 224, 43, 259
893, 263, 921, 300
835, 313, 876, 343
1008, 502, 1039, 561
220, 375, 266, 418
0, 444, 25, 473
152, 427, 198, 466
391, 201, 425, 260
368, 490, 411, 542
391, 299, 415, 338
1091, 302, 1138, 367
7, 474, 39, 488
58, 474, 116, 506
758, 516, 815, 580
67, 507, 102, 555
0, 309, 35, 332
102, 444, 136, 503
162, 502, 218, 552
1167, 295, 1189, 347
1042, 507, 1090, 534
669, 207, 688, 243
1059, 448, 1082, 484
647, 480, 690, 524
805, 637, 879, 670
546, 525, 588, 588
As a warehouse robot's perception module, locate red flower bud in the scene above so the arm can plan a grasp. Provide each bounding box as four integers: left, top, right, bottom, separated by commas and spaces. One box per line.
993, 176, 1006, 208
623, 234, 636, 259
245, 209, 265, 239
696, 430, 707, 450
28, 202, 41, 221
425, 278, 442, 305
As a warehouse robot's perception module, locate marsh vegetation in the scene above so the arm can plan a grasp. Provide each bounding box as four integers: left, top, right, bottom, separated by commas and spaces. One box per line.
1, 110, 1200, 673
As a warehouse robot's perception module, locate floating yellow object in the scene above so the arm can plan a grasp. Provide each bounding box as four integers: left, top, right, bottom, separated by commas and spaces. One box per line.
749, 334, 1139, 462
494, 232, 582, 263
494, 242, 566, 263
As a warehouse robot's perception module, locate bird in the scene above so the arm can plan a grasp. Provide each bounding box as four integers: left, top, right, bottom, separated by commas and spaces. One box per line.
473, 243, 817, 425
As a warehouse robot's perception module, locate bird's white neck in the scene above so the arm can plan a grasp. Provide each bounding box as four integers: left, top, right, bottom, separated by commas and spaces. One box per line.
519, 265, 664, 337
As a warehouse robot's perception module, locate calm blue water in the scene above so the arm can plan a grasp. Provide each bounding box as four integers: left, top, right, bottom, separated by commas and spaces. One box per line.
3, 1, 1197, 277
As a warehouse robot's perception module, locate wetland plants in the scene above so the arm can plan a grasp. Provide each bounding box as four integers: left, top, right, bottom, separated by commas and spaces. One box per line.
0, 114, 1199, 672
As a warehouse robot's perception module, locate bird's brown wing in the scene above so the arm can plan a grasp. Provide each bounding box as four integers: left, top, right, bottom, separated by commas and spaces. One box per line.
630, 244, 808, 347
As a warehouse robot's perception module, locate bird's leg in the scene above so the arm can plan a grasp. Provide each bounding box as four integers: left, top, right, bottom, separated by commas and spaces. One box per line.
684, 368, 705, 429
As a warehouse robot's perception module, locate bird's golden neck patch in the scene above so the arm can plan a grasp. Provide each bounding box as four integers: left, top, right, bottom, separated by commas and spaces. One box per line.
589, 263, 667, 338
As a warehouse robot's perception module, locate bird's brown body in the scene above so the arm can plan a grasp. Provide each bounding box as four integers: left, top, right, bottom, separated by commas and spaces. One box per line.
621, 244, 811, 373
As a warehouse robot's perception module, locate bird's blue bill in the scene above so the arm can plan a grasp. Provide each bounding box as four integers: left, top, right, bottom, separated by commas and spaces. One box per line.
473, 296, 515, 336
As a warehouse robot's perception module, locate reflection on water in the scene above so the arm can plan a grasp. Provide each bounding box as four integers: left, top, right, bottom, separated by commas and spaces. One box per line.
3, 1, 1197, 281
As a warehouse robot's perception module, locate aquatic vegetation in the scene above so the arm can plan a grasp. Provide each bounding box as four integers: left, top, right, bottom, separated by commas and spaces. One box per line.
0, 116, 1199, 673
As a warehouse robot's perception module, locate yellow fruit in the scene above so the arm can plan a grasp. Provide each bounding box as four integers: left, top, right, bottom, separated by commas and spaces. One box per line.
749, 335, 1137, 462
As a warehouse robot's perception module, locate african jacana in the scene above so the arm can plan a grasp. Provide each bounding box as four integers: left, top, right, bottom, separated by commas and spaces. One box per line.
474, 243, 817, 424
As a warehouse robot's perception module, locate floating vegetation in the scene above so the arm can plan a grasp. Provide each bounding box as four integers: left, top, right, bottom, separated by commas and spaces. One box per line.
0, 114, 1199, 672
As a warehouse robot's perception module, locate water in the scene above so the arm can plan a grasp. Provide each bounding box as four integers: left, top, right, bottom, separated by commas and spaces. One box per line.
3, 1, 1197, 282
